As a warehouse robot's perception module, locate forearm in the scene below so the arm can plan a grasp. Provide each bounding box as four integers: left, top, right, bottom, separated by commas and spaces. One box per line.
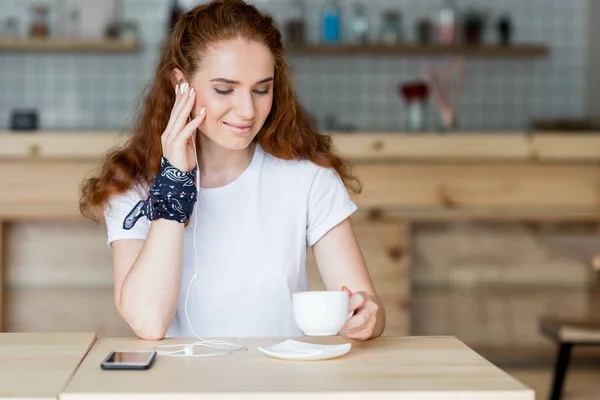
118, 219, 185, 339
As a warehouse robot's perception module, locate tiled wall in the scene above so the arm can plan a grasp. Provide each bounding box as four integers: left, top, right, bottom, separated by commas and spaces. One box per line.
0, 0, 588, 132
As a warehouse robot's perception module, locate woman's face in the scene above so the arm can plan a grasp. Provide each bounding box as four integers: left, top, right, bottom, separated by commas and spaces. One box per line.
189, 38, 275, 151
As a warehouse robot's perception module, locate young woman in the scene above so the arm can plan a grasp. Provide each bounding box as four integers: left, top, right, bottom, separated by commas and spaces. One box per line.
80, 0, 385, 341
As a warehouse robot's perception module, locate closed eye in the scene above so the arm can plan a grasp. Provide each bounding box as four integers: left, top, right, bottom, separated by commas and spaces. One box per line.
214, 88, 271, 96
214, 88, 233, 95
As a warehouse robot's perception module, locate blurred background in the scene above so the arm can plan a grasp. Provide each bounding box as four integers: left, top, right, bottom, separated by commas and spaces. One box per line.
0, 0, 597, 132
2, 1, 600, 399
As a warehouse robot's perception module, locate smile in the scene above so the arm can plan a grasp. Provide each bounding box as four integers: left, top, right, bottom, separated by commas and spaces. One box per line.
223, 122, 253, 135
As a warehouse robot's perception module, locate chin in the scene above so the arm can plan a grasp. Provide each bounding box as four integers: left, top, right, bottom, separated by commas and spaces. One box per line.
215, 131, 258, 151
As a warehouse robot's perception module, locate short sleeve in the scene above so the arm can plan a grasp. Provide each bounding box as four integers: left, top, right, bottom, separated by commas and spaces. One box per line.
104, 186, 151, 247
306, 163, 358, 247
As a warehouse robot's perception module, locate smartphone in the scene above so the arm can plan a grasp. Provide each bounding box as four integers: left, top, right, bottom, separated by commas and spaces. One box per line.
100, 350, 157, 370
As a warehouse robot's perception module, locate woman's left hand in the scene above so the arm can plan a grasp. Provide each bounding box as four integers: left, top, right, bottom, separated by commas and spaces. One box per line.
338, 287, 381, 340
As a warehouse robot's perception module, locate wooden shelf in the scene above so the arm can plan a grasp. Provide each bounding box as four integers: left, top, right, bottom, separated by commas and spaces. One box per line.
0, 38, 140, 53
285, 43, 549, 57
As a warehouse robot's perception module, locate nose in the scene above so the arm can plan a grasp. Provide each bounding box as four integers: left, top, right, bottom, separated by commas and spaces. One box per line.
234, 92, 255, 121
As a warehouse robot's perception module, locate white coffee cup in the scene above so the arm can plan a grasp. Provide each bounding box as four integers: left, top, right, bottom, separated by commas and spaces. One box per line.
292, 291, 351, 336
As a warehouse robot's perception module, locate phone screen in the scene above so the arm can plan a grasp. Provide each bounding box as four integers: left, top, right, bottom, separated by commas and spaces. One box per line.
101, 350, 156, 370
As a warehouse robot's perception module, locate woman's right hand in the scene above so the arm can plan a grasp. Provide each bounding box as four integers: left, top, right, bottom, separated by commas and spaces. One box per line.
161, 82, 206, 172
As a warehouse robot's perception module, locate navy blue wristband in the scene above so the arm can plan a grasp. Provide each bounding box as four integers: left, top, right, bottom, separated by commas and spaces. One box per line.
123, 157, 197, 230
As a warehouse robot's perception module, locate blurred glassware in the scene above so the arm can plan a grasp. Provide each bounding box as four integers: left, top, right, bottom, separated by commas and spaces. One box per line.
416, 17, 432, 45
421, 57, 464, 131
0, 17, 21, 38
437, 0, 456, 45
497, 14, 513, 46
321, 0, 341, 43
379, 10, 404, 45
29, 4, 50, 38
348, 3, 369, 44
59, 0, 121, 39
461, 8, 487, 45
63, 6, 81, 38
119, 21, 139, 42
285, 0, 306, 45
399, 81, 429, 132
105, 17, 120, 39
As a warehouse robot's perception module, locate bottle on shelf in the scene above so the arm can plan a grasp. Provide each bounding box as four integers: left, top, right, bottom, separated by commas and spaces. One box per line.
348, 3, 370, 44
416, 17, 433, 45
437, 0, 457, 45
379, 10, 404, 45
321, 0, 341, 44
29, 5, 50, 38
497, 14, 513, 46
285, 0, 306, 45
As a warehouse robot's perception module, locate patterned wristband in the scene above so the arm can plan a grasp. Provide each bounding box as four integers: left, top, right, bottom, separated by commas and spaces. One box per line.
123, 157, 197, 230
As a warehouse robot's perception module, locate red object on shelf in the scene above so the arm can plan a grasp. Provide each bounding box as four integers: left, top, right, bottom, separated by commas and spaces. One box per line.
399, 81, 429, 101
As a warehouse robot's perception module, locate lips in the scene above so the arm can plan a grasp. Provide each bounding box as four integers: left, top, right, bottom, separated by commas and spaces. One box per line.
223, 122, 253, 135
224, 122, 253, 129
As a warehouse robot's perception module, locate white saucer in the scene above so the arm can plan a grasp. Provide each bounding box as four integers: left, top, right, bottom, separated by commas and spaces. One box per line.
257, 339, 351, 361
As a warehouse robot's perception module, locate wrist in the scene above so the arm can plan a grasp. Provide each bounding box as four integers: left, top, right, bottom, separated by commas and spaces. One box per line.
122, 157, 198, 230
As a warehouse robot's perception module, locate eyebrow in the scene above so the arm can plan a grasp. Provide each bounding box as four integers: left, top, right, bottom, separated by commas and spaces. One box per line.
209, 77, 274, 85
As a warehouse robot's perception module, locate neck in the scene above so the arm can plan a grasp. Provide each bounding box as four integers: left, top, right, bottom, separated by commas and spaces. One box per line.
197, 134, 256, 188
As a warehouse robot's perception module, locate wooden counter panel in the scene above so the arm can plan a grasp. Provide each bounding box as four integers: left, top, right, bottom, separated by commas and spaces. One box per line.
353, 163, 600, 209
0, 161, 98, 205
3, 160, 600, 220
532, 134, 600, 161
335, 133, 532, 161
3, 132, 600, 162
5, 221, 112, 288
4, 288, 133, 337
0, 132, 126, 160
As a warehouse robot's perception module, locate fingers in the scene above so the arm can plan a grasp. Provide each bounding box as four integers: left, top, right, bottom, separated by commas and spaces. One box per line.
170, 88, 197, 138
164, 83, 195, 140
339, 303, 378, 340
342, 309, 369, 333
160, 82, 205, 171
349, 292, 367, 312
339, 291, 379, 340
174, 107, 206, 143
169, 88, 196, 138
344, 300, 377, 331
164, 83, 186, 135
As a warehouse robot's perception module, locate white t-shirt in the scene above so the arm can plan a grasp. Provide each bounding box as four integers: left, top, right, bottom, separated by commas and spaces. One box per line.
104, 143, 358, 337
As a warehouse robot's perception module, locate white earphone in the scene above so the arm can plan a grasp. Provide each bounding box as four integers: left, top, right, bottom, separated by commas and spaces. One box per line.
152, 87, 247, 358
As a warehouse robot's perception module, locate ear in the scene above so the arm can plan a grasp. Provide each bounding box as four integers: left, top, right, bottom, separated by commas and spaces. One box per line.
170, 68, 187, 88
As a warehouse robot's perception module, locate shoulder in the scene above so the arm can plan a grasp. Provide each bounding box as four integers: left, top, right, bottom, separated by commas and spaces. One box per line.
105, 183, 149, 215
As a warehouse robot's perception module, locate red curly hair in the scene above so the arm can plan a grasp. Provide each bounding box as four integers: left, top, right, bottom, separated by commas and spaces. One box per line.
80, 0, 361, 221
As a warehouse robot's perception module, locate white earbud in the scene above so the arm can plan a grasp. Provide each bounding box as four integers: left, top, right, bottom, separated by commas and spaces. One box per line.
184, 344, 194, 356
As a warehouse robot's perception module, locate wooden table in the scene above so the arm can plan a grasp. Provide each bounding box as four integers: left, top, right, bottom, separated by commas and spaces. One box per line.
60, 336, 533, 400
0, 332, 96, 400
